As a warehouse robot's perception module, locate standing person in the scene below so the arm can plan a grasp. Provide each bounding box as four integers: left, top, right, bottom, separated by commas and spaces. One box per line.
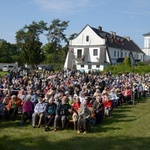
53, 96, 72, 131
32, 97, 47, 128
44, 97, 57, 131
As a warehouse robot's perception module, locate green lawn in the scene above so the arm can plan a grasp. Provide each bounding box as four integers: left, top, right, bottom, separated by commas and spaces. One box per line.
0, 71, 8, 77
0, 97, 150, 150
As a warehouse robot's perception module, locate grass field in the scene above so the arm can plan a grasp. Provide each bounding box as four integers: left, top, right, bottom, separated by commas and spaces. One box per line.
0, 97, 150, 150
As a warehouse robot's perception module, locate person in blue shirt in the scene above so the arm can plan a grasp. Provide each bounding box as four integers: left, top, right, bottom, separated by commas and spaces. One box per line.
32, 97, 47, 128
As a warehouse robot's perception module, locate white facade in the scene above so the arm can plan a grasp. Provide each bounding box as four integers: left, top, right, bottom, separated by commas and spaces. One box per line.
64, 25, 144, 72
69, 25, 105, 46
142, 33, 150, 61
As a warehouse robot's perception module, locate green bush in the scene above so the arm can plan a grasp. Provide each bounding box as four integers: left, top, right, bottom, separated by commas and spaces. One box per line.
103, 63, 150, 75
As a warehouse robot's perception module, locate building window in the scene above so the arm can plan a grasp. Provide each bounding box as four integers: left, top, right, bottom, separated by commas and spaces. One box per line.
93, 49, 98, 56
77, 49, 82, 58
88, 65, 91, 69
81, 65, 84, 68
114, 51, 116, 57
86, 36, 89, 42
134, 54, 136, 58
121, 52, 123, 57
96, 65, 100, 68
117, 51, 119, 57
125, 53, 127, 57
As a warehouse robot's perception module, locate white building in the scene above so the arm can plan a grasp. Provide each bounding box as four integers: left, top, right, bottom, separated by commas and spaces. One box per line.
142, 32, 150, 61
64, 25, 145, 72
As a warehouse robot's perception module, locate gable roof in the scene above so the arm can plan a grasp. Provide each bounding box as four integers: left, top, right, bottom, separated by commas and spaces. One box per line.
89, 25, 144, 54
143, 32, 150, 36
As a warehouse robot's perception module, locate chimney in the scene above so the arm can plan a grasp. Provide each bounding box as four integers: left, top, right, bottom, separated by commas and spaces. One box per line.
124, 36, 130, 41
110, 31, 113, 35
98, 26, 102, 31
113, 32, 116, 37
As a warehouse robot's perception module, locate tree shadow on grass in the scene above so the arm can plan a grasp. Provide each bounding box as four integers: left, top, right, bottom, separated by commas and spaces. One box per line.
0, 133, 150, 150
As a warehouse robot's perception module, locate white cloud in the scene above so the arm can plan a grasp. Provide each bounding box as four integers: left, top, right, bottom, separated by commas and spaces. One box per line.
33, 0, 92, 14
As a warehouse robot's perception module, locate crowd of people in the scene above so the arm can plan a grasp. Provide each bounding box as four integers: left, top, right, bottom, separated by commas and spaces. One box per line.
0, 69, 150, 134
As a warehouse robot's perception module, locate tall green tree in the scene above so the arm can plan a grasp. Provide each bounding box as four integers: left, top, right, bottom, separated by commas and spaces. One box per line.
46, 19, 69, 65
0, 40, 16, 63
16, 21, 46, 69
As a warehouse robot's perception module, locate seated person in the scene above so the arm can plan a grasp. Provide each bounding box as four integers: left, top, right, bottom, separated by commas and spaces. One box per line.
3, 94, 11, 119
109, 88, 119, 108
54, 96, 72, 131
32, 97, 47, 128
102, 90, 112, 117
5, 95, 22, 121
122, 86, 131, 103
0, 99, 4, 119
18, 95, 34, 125
93, 96, 104, 124
3, 94, 11, 106
84, 96, 92, 108
44, 97, 57, 131
72, 96, 81, 111
77, 101, 91, 134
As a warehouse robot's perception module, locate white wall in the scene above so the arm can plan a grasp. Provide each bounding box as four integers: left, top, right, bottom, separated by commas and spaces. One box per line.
76, 64, 104, 72
70, 25, 105, 46
88, 47, 100, 62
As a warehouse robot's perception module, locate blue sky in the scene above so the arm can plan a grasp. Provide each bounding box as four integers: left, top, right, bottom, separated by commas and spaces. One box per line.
0, 0, 150, 48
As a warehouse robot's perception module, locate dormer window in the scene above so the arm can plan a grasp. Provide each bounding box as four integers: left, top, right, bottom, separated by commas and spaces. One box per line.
86, 36, 89, 42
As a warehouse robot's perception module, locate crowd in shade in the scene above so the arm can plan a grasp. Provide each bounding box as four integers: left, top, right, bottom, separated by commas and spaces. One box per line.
0, 69, 150, 134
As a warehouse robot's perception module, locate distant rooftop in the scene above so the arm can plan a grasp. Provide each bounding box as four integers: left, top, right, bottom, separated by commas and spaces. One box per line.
143, 32, 150, 36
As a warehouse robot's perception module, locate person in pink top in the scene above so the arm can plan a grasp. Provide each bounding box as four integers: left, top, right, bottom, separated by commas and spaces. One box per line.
18, 95, 34, 125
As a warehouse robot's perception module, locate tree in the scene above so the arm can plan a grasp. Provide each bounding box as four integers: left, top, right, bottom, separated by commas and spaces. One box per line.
16, 21, 46, 69
68, 33, 78, 41
0, 40, 18, 63
45, 19, 69, 65
123, 56, 131, 67
46, 19, 69, 45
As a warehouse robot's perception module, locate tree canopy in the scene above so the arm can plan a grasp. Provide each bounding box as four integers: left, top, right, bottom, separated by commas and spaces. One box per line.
14, 19, 69, 69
